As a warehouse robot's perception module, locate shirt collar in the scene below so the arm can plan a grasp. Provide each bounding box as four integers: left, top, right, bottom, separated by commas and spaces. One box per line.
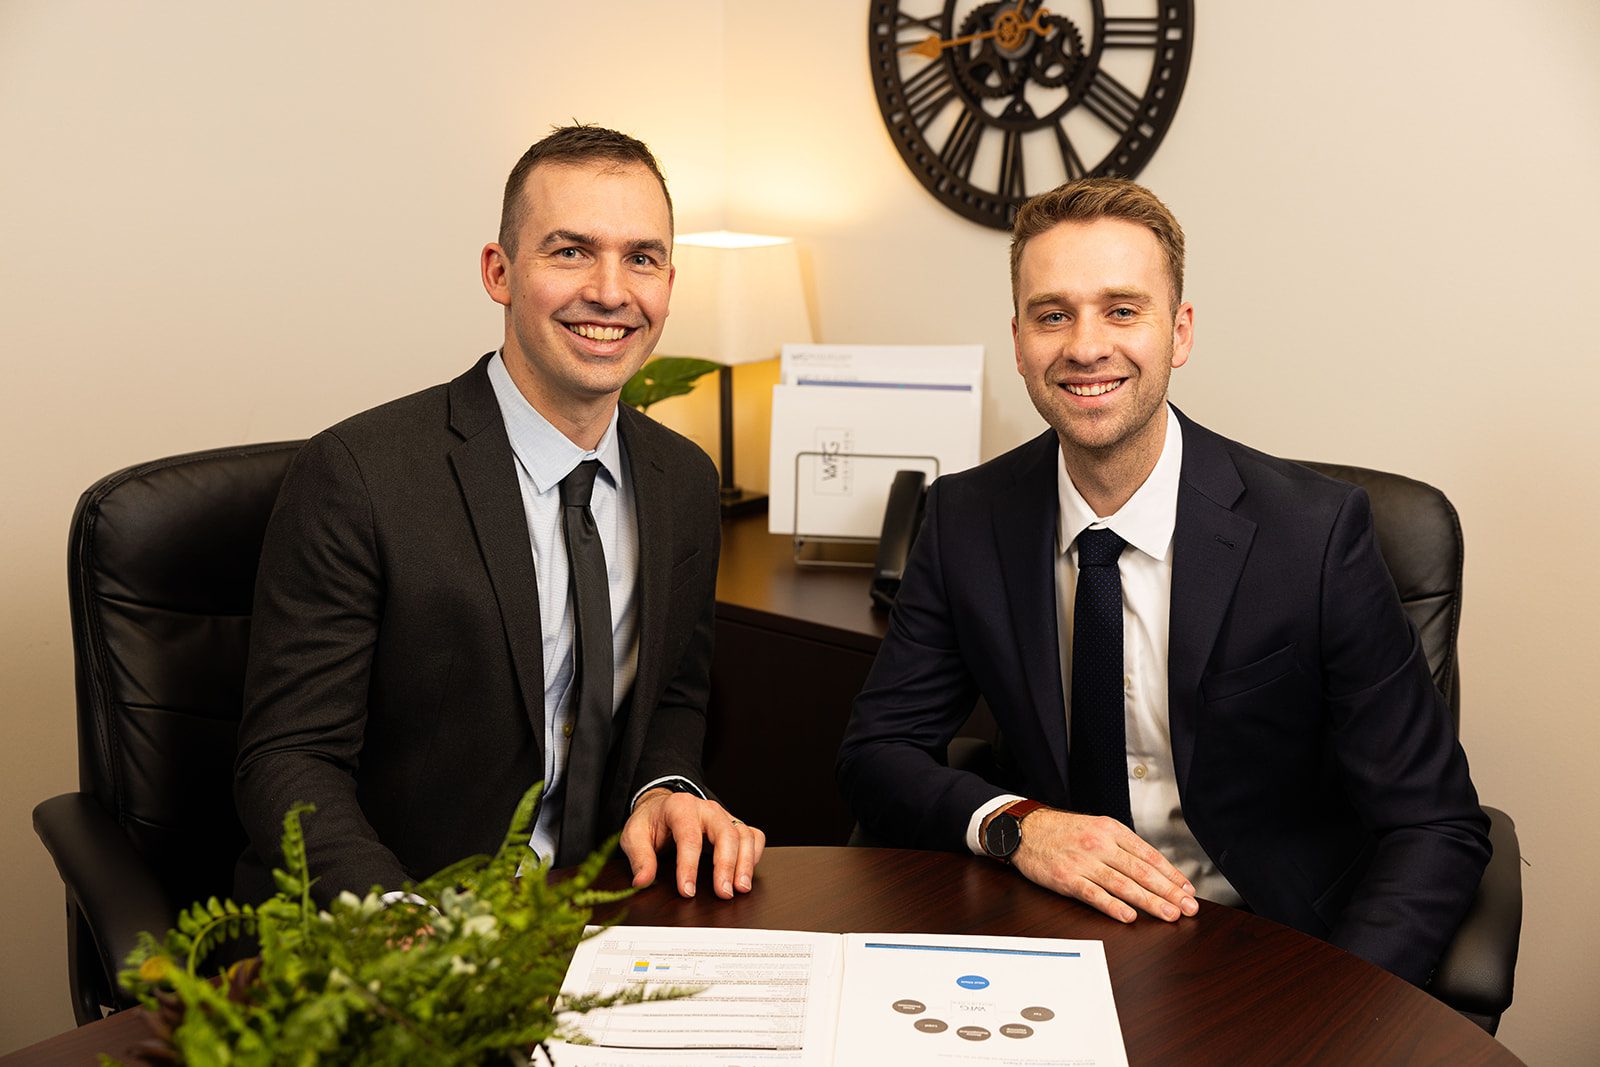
486, 350, 622, 494
1057, 404, 1183, 563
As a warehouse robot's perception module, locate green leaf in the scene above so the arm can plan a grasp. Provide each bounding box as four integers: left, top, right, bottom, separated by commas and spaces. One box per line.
621, 357, 722, 412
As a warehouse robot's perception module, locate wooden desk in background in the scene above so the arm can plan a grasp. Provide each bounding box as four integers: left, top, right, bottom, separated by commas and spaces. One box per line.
703, 512, 887, 847
4, 848, 1522, 1066
703, 512, 995, 847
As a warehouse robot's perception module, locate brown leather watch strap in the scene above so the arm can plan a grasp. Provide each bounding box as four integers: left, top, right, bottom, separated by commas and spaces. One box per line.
1004, 798, 1046, 823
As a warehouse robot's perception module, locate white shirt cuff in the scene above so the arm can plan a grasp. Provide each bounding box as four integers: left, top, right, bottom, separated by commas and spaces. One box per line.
631, 776, 705, 811
966, 794, 1026, 854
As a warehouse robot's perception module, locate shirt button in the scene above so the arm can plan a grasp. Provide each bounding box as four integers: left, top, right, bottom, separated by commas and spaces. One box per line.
1132, 764, 1148, 780
562, 723, 574, 738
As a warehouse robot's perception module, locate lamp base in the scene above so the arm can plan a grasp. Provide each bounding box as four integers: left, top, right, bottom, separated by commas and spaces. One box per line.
720, 487, 768, 518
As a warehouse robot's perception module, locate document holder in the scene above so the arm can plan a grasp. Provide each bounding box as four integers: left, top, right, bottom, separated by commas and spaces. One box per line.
790, 450, 939, 567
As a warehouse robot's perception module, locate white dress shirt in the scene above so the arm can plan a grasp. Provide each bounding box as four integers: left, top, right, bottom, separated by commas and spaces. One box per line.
968, 406, 1240, 905
487, 353, 641, 862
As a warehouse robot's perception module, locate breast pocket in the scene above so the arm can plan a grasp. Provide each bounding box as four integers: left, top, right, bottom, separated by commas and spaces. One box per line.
1201, 643, 1301, 703
669, 548, 703, 593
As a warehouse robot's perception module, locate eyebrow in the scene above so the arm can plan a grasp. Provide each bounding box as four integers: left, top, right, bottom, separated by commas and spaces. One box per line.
538, 229, 598, 250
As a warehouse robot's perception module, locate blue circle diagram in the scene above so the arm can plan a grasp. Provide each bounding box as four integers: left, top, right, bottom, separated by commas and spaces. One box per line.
956, 974, 990, 990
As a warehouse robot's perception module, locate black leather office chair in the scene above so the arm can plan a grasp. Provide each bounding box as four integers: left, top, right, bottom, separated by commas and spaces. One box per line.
874, 460, 1522, 1033
33, 441, 303, 1024
1295, 461, 1521, 1034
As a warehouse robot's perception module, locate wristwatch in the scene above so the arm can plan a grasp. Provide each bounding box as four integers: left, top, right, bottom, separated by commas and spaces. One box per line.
982, 799, 1046, 862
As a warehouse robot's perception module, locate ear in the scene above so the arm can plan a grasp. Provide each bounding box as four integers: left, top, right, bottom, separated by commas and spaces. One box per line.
1011, 315, 1023, 374
481, 243, 512, 308
1170, 301, 1194, 369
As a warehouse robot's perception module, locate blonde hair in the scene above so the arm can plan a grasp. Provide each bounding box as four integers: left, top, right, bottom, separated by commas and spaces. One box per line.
1010, 177, 1185, 310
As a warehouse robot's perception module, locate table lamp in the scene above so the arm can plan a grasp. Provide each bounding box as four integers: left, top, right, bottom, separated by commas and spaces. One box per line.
657, 230, 813, 516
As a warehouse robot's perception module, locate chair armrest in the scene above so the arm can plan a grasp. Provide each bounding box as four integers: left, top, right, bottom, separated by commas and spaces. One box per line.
1430, 805, 1522, 1031
34, 793, 176, 984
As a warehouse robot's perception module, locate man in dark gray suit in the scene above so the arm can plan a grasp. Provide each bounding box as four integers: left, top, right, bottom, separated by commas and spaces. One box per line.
838, 178, 1488, 985
236, 126, 764, 907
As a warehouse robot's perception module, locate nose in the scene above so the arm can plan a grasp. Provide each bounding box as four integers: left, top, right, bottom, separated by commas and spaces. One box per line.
1063, 318, 1114, 365
582, 256, 628, 310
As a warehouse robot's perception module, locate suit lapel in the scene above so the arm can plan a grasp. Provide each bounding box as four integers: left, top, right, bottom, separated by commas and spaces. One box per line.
993, 430, 1072, 789
1168, 409, 1256, 793
446, 354, 547, 742
613, 406, 669, 775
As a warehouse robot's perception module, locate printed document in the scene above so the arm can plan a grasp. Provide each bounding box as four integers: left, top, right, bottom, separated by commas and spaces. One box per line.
768, 344, 983, 537
550, 927, 1127, 1067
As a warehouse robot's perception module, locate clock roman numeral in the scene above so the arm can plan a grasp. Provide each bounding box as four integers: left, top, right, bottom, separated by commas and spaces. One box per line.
895, 10, 943, 36
939, 106, 984, 181
999, 128, 1026, 200
901, 59, 959, 129
1080, 69, 1142, 136
1054, 123, 1087, 180
1102, 16, 1160, 49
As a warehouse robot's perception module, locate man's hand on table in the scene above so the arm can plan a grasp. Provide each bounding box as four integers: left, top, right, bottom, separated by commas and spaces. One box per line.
1005, 808, 1199, 924
621, 789, 766, 900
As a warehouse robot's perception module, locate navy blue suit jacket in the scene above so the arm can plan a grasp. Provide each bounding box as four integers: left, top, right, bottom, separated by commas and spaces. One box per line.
837, 408, 1490, 985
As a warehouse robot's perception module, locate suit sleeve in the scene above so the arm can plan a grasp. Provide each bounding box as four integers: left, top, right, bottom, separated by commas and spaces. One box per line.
234, 431, 409, 903
837, 480, 1003, 851
628, 450, 719, 800
1318, 486, 1491, 985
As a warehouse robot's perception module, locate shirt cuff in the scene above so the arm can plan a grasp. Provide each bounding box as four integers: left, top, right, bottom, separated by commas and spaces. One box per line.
966, 794, 1026, 855
631, 776, 705, 811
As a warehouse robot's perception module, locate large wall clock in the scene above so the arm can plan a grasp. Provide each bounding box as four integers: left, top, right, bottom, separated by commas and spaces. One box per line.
869, 1, 1194, 230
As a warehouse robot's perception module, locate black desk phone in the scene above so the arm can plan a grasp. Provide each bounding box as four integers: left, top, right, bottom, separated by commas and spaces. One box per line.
870, 469, 929, 610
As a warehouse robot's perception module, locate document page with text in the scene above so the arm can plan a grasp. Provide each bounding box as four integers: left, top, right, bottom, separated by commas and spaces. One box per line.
550, 926, 844, 1067
834, 933, 1128, 1066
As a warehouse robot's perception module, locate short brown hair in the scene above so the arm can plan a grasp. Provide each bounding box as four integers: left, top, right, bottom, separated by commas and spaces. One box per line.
498, 124, 674, 256
1009, 177, 1185, 312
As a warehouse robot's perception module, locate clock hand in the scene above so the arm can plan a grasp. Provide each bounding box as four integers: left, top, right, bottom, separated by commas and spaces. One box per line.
903, 6, 1054, 61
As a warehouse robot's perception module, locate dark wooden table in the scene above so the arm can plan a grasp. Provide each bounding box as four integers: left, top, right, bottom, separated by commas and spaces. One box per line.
7, 848, 1522, 1066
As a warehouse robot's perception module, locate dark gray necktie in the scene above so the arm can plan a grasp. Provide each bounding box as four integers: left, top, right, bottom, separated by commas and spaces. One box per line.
557, 459, 614, 865
1068, 526, 1134, 829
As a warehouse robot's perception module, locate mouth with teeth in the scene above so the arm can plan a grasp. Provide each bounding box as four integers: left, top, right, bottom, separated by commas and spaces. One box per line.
1062, 378, 1126, 397
564, 322, 636, 343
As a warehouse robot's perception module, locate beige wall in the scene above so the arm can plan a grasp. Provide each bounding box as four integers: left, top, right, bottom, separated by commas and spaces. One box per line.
3, 1, 1594, 1060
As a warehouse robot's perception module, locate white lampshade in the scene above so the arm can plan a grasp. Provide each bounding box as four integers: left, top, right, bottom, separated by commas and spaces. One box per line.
656, 231, 814, 366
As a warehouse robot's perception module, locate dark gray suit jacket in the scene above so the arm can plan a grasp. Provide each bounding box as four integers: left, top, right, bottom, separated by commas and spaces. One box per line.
235, 353, 720, 905
837, 408, 1490, 985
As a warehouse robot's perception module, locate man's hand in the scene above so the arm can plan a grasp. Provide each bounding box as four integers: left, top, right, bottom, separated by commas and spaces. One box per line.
620, 789, 766, 899
1006, 808, 1199, 923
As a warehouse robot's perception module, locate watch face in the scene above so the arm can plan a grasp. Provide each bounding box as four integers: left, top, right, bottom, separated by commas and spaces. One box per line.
984, 813, 1022, 857
869, 1, 1194, 230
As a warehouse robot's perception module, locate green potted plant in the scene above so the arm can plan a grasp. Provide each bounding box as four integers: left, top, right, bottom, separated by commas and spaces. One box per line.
111, 786, 690, 1065
621, 357, 721, 412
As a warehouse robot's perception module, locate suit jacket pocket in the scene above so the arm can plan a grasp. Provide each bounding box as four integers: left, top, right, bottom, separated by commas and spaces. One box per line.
1201, 643, 1300, 702
669, 549, 702, 593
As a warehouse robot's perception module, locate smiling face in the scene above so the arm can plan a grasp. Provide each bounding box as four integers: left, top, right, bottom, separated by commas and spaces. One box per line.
481, 160, 674, 446
1013, 216, 1193, 483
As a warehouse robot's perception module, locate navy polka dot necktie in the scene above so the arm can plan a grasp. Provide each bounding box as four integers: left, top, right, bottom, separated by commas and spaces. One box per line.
1069, 526, 1134, 830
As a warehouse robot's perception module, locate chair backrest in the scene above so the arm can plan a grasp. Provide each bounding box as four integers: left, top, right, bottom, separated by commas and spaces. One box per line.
68, 441, 303, 911
1297, 461, 1463, 724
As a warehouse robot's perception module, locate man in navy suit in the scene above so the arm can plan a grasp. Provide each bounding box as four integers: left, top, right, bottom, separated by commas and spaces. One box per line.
236, 126, 764, 907
837, 178, 1489, 985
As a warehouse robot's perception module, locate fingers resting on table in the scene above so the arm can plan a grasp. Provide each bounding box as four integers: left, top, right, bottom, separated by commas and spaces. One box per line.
620, 789, 766, 900
1011, 809, 1199, 924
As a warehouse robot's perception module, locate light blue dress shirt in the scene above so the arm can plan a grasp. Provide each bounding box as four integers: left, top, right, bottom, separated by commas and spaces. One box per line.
487, 353, 640, 861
